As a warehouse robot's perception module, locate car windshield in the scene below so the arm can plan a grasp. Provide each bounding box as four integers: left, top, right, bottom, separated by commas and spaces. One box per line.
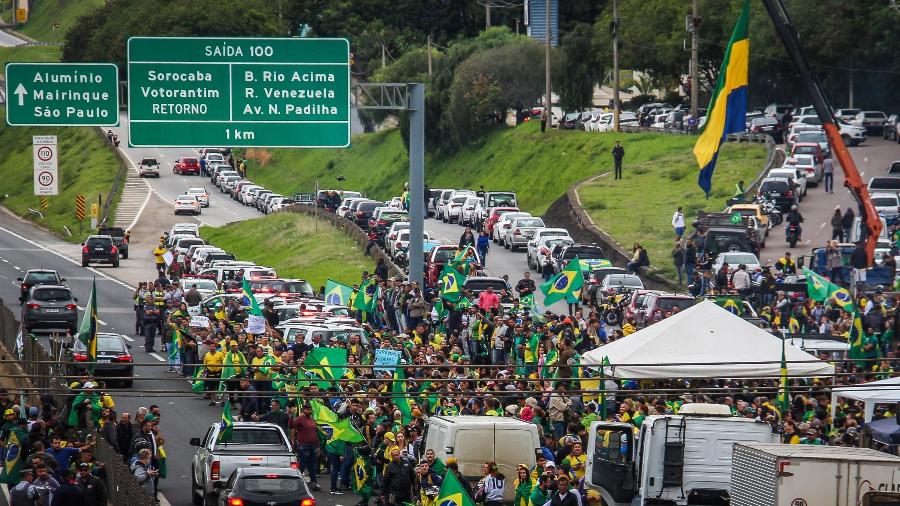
760, 181, 789, 192
177, 196, 195, 202
75, 336, 124, 352
87, 237, 112, 247
277, 281, 314, 295
797, 132, 826, 143
225, 428, 285, 445
564, 246, 605, 259
32, 288, 71, 302
190, 280, 218, 291
516, 218, 544, 228
872, 197, 898, 207
464, 279, 506, 292
240, 476, 305, 494
605, 275, 642, 288
870, 178, 900, 190
657, 298, 695, 312
183, 158, 198, 164
723, 253, 758, 265
433, 249, 458, 262
177, 239, 204, 248
381, 212, 407, 221
25, 272, 58, 284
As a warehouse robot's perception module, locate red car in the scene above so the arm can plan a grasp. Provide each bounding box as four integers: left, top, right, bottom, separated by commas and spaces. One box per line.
790, 142, 825, 164
426, 245, 480, 286
484, 207, 519, 236
173, 157, 200, 175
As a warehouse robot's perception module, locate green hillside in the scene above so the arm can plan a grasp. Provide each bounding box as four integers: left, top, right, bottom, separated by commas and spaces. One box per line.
16, 0, 105, 42
0, 45, 61, 75
0, 107, 122, 241
242, 121, 766, 217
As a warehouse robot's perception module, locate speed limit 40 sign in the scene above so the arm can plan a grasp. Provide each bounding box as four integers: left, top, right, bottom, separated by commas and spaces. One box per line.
33, 135, 58, 195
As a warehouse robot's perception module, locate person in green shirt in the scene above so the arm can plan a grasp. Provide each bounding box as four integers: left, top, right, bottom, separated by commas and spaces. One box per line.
529, 473, 552, 506
424, 449, 445, 476
513, 464, 532, 506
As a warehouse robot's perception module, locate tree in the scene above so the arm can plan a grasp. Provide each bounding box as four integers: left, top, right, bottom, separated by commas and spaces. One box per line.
553, 22, 604, 112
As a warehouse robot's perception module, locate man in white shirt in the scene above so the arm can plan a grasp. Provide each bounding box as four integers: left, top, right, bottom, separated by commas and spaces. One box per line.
731, 264, 752, 295
672, 207, 686, 240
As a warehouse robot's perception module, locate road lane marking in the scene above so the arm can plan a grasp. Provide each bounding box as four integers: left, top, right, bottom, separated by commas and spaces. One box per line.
12, 266, 20, 271
804, 240, 811, 245
149, 352, 165, 362
0, 225, 136, 291
820, 222, 826, 228
122, 335, 134, 342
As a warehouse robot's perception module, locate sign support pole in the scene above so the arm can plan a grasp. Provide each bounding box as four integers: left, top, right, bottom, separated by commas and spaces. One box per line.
408, 84, 425, 288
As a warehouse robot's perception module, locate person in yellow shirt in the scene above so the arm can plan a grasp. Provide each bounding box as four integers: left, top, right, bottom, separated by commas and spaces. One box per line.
202, 343, 225, 405
153, 241, 168, 275
560, 441, 587, 481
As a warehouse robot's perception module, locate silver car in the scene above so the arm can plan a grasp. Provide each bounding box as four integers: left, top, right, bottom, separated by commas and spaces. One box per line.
504, 216, 546, 251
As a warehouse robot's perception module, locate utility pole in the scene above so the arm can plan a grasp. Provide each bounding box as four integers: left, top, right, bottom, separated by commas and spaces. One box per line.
848, 67, 855, 108
544, 0, 551, 132
515, 17, 520, 35
486, 5, 491, 29
382, 45, 386, 69
427, 35, 433, 77
612, 0, 620, 132
690, 0, 700, 121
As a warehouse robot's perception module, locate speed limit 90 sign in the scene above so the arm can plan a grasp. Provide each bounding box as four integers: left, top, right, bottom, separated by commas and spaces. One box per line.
33, 135, 58, 196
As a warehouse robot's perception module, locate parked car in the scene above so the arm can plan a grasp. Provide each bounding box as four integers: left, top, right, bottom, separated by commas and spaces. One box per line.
769, 167, 808, 197
871, 192, 900, 224
791, 142, 826, 165
757, 178, 799, 212
21, 284, 78, 334
66, 332, 133, 386
748, 116, 784, 143
81, 235, 120, 267
96, 226, 129, 259
834, 108, 860, 121
599, 274, 644, 293
503, 216, 546, 251
139, 157, 160, 177
173, 157, 201, 175
174, 194, 202, 215
712, 251, 762, 272
635, 293, 697, 327
850, 110, 888, 134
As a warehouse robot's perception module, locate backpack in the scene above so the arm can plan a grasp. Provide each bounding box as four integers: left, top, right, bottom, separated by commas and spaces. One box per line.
638, 249, 650, 267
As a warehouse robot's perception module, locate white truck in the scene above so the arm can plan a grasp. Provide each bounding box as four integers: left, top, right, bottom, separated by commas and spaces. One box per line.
731, 442, 900, 506
190, 422, 297, 505
585, 404, 778, 506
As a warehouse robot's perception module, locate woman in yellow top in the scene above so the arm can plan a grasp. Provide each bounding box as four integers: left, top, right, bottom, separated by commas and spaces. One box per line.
513, 464, 532, 506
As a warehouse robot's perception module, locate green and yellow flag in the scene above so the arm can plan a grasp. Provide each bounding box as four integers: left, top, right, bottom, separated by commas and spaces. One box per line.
311, 399, 364, 443
353, 278, 380, 313
77, 278, 99, 372
693, 0, 749, 195
392, 368, 413, 425
848, 312, 866, 364
436, 468, 476, 506
775, 337, 790, 415
304, 347, 348, 388
241, 278, 263, 316
217, 402, 233, 443
324, 279, 354, 306
0, 428, 25, 484
439, 265, 466, 302
352, 449, 373, 497
540, 258, 583, 305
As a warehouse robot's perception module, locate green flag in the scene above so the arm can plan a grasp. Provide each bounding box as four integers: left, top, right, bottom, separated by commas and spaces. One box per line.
220, 351, 248, 385
353, 278, 380, 312
66, 391, 101, 428
77, 278, 99, 373
304, 347, 348, 387
324, 279, 354, 306
436, 469, 476, 506
803, 268, 835, 302
311, 399, 364, 443
439, 265, 466, 302
392, 369, 413, 425
0, 428, 25, 484
241, 278, 263, 316
352, 449, 373, 497
776, 338, 790, 415
848, 311, 866, 364
191, 366, 205, 394
217, 402, 233, 443
310, 399, 339, 423
540, 258, 583, 305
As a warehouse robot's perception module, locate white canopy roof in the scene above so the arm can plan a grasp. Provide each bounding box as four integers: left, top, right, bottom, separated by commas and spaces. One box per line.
831, 377, 900, 422
581, 300, 835, 378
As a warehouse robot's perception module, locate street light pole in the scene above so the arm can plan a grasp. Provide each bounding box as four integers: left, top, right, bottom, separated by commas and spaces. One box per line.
612, 0, 620, 132
544, 0, 551, 131
690, 0, 700, 121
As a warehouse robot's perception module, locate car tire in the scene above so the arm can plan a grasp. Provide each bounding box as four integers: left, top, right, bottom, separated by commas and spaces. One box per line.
123, 379, 133, 388
81, 260, 88, 267
191, 466, 203, 505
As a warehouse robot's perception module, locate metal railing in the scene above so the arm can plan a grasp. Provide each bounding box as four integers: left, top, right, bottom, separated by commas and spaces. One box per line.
96, 129, 127, 227
94, 432, 155, 506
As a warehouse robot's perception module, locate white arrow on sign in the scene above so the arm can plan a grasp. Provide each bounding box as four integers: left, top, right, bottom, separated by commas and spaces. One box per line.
14, 83, 27, 106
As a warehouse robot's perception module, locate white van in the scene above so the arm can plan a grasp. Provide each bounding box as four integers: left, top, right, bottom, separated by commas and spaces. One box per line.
424, 416, 540, 501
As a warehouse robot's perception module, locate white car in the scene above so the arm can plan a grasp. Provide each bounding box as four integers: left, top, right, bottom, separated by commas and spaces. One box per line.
527, 236, 574, 271
444, 196, 469, 224
186, 187, 210, 207
385, 221, 410, 250
174, 237, 205, 257
388, 196, 404, 209
174, 194, 201, 215
239, 185, 262, 205
168, 222, 199, 237
493, 211, 532, 243
215, 170, 239, 188
139, 157, 160, 178
338, 197, 368, 218
439, 190, 475, 222
595, 112, 638, 132
871, 193, 900, 223
503, 216, 546, 251
787, 154, 822, 185
182, 277, 219, 299
712, 251, 762, 273
850, 111, 888, 132
769, 167, 807, 198
391, 230, 433, 259
460, 196, 482, 226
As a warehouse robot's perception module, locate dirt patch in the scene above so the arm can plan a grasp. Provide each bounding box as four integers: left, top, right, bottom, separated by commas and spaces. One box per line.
244, 148, 272, 166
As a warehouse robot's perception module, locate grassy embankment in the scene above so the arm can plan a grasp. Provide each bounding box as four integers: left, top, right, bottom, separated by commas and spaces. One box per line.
239, 121, 766, 281
200, 213, 370, 289
15, 0, 105, 43
0, 108, 123, 241
0, 45, 61, 75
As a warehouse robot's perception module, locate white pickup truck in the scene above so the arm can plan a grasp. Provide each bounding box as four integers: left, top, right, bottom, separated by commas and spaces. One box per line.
190, 422, 297, 505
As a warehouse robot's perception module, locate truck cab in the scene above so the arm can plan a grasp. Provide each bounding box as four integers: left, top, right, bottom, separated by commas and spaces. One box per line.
585, 404, 779, 506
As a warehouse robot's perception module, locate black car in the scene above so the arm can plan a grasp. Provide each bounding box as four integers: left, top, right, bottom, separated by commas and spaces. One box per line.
757, 179, 797, 212
551, 244, 607, 275
462, 276, 511, 297
81, 235, 119, 267
17, 269, 64, 303
96, 226, 129, 259
67, 333, 133, 387
216, 467, 314, 506
352, 201, 383, 228
22, 285, 78, 334
749, 117, 784, 143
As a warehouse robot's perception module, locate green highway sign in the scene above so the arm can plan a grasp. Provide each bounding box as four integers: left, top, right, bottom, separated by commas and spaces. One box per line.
5, 63, 119, 126
127, 37, 350, 148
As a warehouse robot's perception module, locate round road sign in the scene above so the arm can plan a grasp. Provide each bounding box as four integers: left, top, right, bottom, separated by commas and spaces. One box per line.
37, 171, 54, 187
37, 146, 53, 162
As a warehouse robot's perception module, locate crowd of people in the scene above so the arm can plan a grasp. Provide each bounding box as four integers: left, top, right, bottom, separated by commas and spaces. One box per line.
112, 205, 899, 506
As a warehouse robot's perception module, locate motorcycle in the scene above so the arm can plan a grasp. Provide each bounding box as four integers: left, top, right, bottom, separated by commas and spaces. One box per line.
597, 290, 632, 326
786, 223, 801, 247
394, 249, 408, 269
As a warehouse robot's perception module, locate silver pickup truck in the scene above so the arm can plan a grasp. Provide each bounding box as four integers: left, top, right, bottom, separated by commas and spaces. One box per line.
190, 421, 297, 505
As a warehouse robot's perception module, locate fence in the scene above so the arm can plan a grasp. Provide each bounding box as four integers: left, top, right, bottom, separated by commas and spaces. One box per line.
0, 302, 154, 506
96, 128, 128, 227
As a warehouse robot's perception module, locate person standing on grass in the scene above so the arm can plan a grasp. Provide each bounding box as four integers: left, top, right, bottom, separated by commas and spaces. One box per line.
540, 109, 549, 133
612, 141, 625, 180
672, 241, 685, 286
671, 207, 685, 240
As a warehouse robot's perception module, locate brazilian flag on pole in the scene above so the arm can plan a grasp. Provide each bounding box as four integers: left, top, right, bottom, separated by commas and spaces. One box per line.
241, 278, 263, 316
540, 258, 583, 305
775, 337, 790, 415
436, 468, 476, 506
310, 399, 364, 443
439, 265, 466, 302
352, 448, 373, 497
392, 368, 413, 425
0, 428, 25, 484
692, 0, 749, 195
324, 279, 354, 306
77, 278, 99, 373
217, 402, 233, 443
353, 278, 380, 313
303, 347, 348, 388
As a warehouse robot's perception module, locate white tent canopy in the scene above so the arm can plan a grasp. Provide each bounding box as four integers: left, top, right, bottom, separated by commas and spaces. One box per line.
581, 300, 834, 378
831, 377, 900, 422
